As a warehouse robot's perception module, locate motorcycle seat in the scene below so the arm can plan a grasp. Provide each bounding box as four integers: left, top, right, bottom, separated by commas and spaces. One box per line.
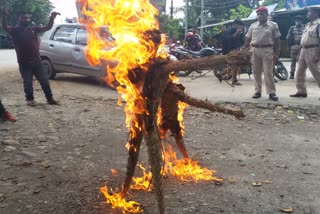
187, 50, 202, 56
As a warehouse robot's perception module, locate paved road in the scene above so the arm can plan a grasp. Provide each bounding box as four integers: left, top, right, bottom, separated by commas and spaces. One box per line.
1, 49, 319, 106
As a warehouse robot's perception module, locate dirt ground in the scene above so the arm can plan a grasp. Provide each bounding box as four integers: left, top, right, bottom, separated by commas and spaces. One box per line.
1, 69, 320, 214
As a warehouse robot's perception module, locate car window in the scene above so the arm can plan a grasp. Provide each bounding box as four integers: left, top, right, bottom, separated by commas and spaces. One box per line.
52, 26, 74, 43
76, 28, 87, 46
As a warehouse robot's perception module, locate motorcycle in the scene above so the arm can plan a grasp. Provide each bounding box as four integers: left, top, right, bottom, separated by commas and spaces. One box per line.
169, 43, 289, 81
168, 43, 220, 77
213, 60, 288, 82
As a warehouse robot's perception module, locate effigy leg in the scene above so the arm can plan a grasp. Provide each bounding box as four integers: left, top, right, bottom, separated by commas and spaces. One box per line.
120, 117, 144, 198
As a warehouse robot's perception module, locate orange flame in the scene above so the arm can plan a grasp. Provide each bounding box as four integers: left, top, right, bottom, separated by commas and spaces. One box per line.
169, 73, 188, 136
162, 144, 222, 182
79, 0, 165, 136
130, 164, 153, 192
100, 186, 143, 213
79, 0, 165, 212
79, 0, 220, 212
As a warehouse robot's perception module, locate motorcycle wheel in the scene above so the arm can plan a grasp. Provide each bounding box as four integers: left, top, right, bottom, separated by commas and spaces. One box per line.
178, 70, 193, 77
273, 61, 288, 80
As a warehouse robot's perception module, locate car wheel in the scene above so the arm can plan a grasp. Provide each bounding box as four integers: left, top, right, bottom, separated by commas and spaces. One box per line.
43, 59, 56, 80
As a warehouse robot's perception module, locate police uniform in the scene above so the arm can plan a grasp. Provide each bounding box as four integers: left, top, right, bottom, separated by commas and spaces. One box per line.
286, 16, 305, 78
246, 17, 281, 96
291, 7, 320, 96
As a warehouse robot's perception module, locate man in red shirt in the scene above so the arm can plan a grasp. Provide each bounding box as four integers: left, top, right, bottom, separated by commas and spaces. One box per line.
2, 8, 60, 106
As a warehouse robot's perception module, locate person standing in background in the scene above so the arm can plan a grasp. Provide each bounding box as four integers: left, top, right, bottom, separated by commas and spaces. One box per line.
290, 6, 320, 99
243, 6, 281, 101
2, 7, 60, 106
286, 15, 305, 79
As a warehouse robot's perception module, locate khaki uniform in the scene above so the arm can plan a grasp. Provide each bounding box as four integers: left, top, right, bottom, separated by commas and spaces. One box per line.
246, 21, 281, 94
296, 18, 320, 94
286, 25, 305, 73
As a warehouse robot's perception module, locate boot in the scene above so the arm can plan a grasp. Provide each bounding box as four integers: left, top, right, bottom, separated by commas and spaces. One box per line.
289, 71, 295, 79
47, 97, 60, 105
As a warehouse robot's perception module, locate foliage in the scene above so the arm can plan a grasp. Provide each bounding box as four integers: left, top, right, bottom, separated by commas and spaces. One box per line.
157, 14, 185, 40
206, 0, 258, 20
0, 0, 54, 26
228, 4, 252, 20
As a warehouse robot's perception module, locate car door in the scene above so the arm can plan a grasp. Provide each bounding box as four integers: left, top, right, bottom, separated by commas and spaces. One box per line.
48, 25, 76, 72
72, 27, 104, 77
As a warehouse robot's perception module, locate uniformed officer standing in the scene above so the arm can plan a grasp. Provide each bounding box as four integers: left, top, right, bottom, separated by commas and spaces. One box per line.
290, 6, 320, 98
244, 6, 281, 101
286, 15, 305, 79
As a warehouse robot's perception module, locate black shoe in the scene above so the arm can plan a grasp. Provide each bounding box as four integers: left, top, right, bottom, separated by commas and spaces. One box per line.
47, 98, 59, 105
290, 93, 307, 98
289, 72, 295, 79
269, 94, 278, 101
26, 99, 36, 106
252, 92, 261, 99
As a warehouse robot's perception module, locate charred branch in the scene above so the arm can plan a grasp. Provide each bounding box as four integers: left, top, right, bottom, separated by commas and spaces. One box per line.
160, 49, 252, 75
166, 81, 245, 119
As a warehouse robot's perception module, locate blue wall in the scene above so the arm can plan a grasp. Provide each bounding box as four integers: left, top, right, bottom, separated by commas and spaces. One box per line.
285, 0, 320, 9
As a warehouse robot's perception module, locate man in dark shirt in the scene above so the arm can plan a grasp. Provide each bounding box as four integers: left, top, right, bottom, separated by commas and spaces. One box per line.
221, 19, 245, 55
2, 8, 60, 106
221, 19, 245, 85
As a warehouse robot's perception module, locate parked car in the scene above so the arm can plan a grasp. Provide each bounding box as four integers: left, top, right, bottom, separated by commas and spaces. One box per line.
40, 23, 113, 80
0, 33, 14, 49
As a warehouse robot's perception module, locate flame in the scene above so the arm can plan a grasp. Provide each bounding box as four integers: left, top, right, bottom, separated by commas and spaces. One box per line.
79, 0, 165, 211
100, 186, 143, 213
162, 144, 222, 182
169, 72, 188, 136
128, 144, 222, 189
78, 0, 164, 135
130, 164, 153, 191
111, 169, 119, 176
78, 0, 220, 212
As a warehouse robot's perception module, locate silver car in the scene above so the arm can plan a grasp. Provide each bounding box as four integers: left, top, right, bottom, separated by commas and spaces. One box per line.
40, 23, 107, 80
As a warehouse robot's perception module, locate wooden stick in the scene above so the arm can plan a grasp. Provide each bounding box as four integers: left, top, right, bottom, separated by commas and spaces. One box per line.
159, 49, 251, 75
166, 82, 245, 119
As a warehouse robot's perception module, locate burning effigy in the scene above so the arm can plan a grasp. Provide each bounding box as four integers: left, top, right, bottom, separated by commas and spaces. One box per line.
76, 0, 250, 213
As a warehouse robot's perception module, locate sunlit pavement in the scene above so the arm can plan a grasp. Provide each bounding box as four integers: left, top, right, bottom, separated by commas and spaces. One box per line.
1, 49, 319, 106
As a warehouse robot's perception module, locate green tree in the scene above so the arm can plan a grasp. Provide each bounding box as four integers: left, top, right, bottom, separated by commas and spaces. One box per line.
157, 14, 184, 40
228, 4, 252, 20
0, 0, 54, 26
206, 0, 258, 20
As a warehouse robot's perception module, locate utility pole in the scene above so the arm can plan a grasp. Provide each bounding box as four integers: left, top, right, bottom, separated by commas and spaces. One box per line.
170, 0, 173, 19
184, 0, 188, 35
200, 0, 204, 39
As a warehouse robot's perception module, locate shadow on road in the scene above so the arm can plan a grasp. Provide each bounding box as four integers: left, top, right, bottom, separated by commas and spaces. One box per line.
53, 74, 116, 91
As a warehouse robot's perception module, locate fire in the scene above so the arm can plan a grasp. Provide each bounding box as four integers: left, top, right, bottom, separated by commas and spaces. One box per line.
100, 186, 143, 213
78, 0, 164, 134
78, 0, 221, 212
130, 164, 153, 191
169, 73, 188, 136
79, 0, 164, 211
162, 144, 222, 183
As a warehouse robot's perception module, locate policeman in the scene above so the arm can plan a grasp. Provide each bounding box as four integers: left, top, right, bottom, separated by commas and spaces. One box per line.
244, 6, 281, 101
290, 6, 320, 98
286, 15, 305, 79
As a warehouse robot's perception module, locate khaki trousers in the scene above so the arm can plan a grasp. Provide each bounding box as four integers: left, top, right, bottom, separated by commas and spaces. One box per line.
296, 48, 320, 94
290, 45, 300, 72
251, 47, 276, 94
